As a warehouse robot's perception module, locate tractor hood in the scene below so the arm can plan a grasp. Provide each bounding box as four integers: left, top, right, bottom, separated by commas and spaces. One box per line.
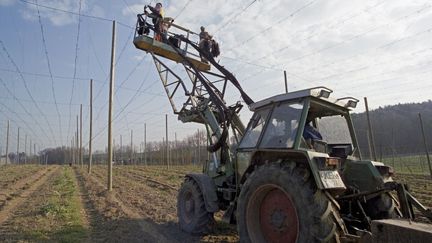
342, 159, 394, 192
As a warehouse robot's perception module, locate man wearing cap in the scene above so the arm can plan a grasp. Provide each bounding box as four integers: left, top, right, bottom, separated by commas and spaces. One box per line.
145, 2, 165, 41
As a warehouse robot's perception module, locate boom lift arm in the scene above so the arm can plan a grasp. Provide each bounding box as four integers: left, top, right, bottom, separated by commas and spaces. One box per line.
134, 14, 252, 177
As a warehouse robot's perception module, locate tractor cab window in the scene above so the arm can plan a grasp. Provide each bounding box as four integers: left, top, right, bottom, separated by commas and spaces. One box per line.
239, 108, 271, 148
301, 109, 355, 157
317, 116, 352, 144
260, 102, 303, 148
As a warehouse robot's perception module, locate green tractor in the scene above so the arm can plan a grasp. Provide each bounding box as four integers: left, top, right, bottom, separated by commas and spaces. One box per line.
176, 86, 427, 242
133, 18, 432, 242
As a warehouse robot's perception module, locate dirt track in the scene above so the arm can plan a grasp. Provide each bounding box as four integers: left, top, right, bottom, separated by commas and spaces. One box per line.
0, 166, 58, 225
0, 165, 238, 242
1, 165, 430, 242
77, 165, 238, 242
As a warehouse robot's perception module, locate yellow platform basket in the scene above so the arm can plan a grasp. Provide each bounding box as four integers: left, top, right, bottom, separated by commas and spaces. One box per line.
133, 35, 211, 72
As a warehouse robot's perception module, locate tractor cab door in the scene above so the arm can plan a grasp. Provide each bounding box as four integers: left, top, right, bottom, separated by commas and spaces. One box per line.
238, 100, 305, 151
299, 99, 360, 159
236, 101, 305, 175
257, 101, 304, 149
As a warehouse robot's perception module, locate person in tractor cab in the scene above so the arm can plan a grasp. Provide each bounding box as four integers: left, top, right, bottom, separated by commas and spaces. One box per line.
144, 2, 165, 42
303, 120, 323, 150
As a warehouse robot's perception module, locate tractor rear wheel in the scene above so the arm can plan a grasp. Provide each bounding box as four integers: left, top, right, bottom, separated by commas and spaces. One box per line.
177, 178, 214, 234
237, 162, 343, 243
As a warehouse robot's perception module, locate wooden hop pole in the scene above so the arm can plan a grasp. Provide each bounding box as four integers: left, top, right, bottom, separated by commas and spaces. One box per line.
5, 120, 9, 164
418, 113, 432, 179
80, 104, 83, 167
88, 79, 93, 174
107, 21, 116, 191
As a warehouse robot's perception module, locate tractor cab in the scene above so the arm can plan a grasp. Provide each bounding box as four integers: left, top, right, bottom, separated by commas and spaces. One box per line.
239, 86, 360, 160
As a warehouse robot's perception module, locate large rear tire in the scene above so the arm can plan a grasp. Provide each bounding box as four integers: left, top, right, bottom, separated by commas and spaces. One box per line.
237, 162, 343, 243
177, 178, 214, 234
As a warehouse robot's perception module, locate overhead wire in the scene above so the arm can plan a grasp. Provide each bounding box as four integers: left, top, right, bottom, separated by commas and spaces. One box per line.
86, 17, 154, 141
224, 0, 394, 75
0, 95, 95, 107
293, 32, 432, 78
92, 49, 147, 128
267, 24, 432, 95
332, 58, 432, 90
19, 0, 112, 22
121, 0, 135, 15
19, 0, 134, 29
0, 67, 164, 97
227, 31, 432, 101
91, 28, 135, 104
0, 77, 47, 147
221, 0, 385, 81
213, 0, 258, 34
225, 0, 318, 53
174, 0, 193, 20
0, 114, 35, 148
18, 0, 185, 147
15, 0, 432, 149
84, 74, 156, 147
224, 2, 431, 88
251, 3, 432, 70
311, 46, 432, 84
88, 71, 163, 147
34, 0, 63, 145
0, 67, 92, 81
0, 41, 57, 146
67, 0, 83, 144
0, 103, 85, 116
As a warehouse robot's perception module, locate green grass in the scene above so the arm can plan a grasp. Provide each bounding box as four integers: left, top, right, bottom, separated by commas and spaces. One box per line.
30, 167, 88, 242
381, 154, 431, 175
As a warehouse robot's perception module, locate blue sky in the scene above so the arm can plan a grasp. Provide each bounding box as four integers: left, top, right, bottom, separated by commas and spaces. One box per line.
0, 0, 431, 154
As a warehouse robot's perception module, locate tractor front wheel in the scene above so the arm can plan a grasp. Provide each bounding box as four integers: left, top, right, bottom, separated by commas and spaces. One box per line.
177, 178, 214, 234
237, 163, 342, 243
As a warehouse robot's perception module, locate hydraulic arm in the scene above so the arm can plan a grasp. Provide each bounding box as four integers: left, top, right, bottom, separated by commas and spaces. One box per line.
133, 14, 253, 173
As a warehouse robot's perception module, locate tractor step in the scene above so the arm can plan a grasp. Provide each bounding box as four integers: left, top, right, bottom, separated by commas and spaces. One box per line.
370, 219, 432, 243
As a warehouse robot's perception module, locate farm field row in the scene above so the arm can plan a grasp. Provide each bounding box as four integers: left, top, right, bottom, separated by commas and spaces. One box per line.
0, 164, 236, 242
0, 164, 430, 242
86, 165, 238, 242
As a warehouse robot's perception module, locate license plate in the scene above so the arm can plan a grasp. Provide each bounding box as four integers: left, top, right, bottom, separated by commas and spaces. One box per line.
319, 171, 346, 189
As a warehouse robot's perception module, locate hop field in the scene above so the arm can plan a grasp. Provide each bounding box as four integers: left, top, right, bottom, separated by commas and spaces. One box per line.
0, 164, 430, 242
0, 164, 238, 242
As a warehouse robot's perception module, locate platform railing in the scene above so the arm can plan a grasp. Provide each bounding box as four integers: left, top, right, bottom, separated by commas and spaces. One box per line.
135, 14, 202, 60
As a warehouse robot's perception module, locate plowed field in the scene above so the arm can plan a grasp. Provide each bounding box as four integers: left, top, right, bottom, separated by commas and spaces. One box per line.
0, 164, 430, 242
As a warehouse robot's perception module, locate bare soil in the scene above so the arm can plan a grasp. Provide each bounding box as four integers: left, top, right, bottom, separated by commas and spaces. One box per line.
0, 166, 56, 225
0, 165, 430, 242
77, 165, 238, 242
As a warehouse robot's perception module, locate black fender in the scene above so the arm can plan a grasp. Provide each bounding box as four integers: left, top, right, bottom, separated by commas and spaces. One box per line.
240, 150, 345, 190
185, 173, 219, 213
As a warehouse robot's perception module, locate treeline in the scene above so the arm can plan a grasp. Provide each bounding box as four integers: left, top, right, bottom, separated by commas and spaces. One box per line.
6, 100, 431, 165
352, 100, 432, 159
24, 129, 211, 166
